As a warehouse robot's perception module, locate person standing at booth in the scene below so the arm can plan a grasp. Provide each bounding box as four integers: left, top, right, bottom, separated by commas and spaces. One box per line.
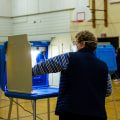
32, 30, 112, 120
36, 51, 45, 63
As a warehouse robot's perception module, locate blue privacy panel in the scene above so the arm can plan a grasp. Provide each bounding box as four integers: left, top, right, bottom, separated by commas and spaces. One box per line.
30, 41, 50, 87
0, 45, 5, 90
95, 45, 117, 73
0, 45, 3, 88
1, 41, 50, 91
30, 41, 50, 47
0, 45, 2, 88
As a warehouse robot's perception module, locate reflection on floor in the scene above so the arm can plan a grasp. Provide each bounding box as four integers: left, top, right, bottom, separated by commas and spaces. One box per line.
0, 80, 120, 120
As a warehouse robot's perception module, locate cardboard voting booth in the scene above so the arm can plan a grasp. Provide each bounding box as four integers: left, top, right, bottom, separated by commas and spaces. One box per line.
7, 35, 32, 93
1, 34, 57, 94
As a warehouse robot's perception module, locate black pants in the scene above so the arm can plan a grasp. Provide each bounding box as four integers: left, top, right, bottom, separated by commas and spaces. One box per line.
59, 113, 106, 120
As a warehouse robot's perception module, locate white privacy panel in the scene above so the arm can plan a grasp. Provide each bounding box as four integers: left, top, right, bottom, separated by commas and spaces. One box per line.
61, 36, 72, 54
52, 45, 59, 57
48, 35, 72, 87
52, 73, 60, 87
51, 45, 60, 87
49, 73, 53, 86
63, 48, 71, 53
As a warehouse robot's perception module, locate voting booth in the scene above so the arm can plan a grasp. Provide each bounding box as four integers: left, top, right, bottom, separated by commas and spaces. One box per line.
0, 45, 3, 88
0, 34, 59, 120
94, 45, 118, 119
95, 45, 117, 74
0, 45, 4, 100
3, 35, 50, 93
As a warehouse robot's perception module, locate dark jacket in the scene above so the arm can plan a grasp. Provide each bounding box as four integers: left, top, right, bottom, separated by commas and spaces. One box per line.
55, 48, 108, 119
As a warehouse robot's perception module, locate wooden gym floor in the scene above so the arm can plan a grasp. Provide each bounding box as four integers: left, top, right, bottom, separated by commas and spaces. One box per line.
0, 80, 120, 120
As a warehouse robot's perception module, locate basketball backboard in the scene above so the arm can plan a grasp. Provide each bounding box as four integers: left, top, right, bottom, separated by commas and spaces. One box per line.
72, 6, 91, 22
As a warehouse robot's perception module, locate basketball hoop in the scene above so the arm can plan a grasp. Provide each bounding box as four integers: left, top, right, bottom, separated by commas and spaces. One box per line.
72, 20, 84, 22
72, 6, 91, 23
76, 20, 84, 22
72, 11, 85, 22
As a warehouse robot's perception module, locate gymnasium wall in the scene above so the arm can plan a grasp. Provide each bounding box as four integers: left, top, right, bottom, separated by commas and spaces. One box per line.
70, 1, 120, 47
0, 0, 119, 87
0, 17, 12, 42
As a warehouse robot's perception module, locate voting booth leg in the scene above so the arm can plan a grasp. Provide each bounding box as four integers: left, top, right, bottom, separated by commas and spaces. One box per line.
8, 98, 13, 120
114, 72, 119, 79
33, 100, 36, 120
112, 89, 119, 120
109, 74, 119, 120
16, 98, 19, 120
48, 98, 50, 120
0, 88, 1, 101
8, 98, 19, 120
31, 100, 34, 111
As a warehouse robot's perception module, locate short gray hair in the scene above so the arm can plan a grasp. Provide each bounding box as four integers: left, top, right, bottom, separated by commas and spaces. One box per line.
75, 30, 98, 51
